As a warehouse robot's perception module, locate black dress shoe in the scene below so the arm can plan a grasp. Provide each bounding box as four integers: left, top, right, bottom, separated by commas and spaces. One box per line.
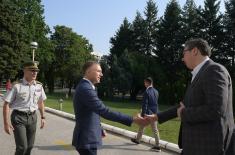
131, 138, 140, 144
151, 146, 161, 152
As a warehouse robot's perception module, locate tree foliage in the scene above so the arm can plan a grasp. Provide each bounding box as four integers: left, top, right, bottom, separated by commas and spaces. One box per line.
50, 25, 94, 94
1, 0, 234, 107
0, 0, 27, 79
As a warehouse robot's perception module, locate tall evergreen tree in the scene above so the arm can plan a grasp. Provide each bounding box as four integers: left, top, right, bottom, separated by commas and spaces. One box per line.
224, 0, 235, 74
142, 0, 159, 56
157, 0, 182, 66
181, 0, 201, 40
131, 11, 146, 53
111, 50, 132, 98
129, 0, 160, 98
109, 18, 133, 57
156, 0, 184, 104
197, 0, 224, 62
0, 0, 27, 80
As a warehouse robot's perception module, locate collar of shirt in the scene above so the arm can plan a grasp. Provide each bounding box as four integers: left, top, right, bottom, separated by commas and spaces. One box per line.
146, 85, 153, 90
191, 56, 210, 82
83, 78, 95, 90
22, 78, 36, 85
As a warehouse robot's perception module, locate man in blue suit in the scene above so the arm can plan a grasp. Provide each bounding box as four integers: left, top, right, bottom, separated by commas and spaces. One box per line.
131, 77, 161, 152
72, 61, 146, 155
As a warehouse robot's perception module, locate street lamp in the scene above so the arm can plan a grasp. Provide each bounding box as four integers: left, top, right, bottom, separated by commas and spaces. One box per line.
30, 42, 38, 61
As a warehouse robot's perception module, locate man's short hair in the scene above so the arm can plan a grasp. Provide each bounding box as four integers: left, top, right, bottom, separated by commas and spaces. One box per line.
144, 77, 153, 84
82, 61, 99, 74
184, 38, 211, 56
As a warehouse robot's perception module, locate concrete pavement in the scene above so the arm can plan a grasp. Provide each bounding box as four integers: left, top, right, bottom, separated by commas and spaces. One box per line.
0, 99, 178, 155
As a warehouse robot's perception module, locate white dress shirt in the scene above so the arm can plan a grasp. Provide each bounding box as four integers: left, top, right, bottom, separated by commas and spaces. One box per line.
191, 57, 210, 82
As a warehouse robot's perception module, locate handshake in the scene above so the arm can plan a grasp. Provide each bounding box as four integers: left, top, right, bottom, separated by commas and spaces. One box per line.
132, 102, 186, 126
132, 113, 158, 127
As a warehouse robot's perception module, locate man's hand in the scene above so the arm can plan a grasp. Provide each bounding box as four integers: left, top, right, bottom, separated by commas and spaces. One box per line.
144, 114, 158, 122
4, 123, 14, 135
3, 102, 13, 135
40, 118, 45, 129
177, 102, 185, 119
133, 113, 149, 126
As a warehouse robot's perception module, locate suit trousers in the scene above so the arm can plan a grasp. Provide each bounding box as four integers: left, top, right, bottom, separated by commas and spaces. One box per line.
136, 121, 160, 146
77, 148, 97, 155
11, 110, 37, 155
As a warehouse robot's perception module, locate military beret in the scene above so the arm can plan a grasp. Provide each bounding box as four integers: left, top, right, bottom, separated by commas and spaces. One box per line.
23, 61, 39, 71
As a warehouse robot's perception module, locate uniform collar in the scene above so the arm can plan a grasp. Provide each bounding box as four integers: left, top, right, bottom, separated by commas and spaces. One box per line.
83, 78, 95, 90
22, 78, 36, 85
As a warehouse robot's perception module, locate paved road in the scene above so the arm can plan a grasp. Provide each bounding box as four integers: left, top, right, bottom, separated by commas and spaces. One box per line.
0, 99, 177, 155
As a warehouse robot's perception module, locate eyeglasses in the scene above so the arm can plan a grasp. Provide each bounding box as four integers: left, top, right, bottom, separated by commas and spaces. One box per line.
183, 49, 191, 52
183, 48, 193, 55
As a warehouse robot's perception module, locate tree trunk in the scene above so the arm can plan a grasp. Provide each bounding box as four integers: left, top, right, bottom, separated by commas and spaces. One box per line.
130, 87, 139, 101
68, 80, 73, 96
46, 66, 54, 94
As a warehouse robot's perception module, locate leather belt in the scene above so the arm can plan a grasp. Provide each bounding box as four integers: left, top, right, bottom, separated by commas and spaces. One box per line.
13, 110, 36, 115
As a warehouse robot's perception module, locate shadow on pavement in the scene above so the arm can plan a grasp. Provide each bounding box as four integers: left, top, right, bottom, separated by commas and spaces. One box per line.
35, 144, 75, 151
101, 143, 155, 152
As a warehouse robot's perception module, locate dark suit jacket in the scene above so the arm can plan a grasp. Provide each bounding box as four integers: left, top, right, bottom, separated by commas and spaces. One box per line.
141, 87, 159, 116
158, 60, 234, 155
72, 79, 133, 149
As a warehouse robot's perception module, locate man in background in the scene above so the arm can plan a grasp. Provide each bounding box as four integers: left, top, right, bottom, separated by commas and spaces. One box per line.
131, 77, 161, 152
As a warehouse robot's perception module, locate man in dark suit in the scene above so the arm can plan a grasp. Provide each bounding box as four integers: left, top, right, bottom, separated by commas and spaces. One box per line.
131, 77, 161, 152
72, 61, 147, 155
146, 38, 234, 155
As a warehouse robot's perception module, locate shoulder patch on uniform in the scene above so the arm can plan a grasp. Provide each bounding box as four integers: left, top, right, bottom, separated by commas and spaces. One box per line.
36, 81, 43, 85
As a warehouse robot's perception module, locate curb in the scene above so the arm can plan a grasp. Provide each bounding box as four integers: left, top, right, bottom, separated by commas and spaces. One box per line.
45, 107, 182, 154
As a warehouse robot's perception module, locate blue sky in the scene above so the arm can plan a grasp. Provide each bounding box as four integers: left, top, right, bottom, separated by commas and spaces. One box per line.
42, 0, 225, 55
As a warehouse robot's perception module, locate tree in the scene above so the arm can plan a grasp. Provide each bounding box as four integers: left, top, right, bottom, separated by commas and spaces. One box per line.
14, 0, 49, 43
97, 55, 112, 98
13, 0, 50, 85
142, 0, 159, 56
181, 0, 201, 40
0, 0, 27, 80
50, 25, 93, 94
111, 50, 132, 99
131, 11, 146, 54
197, 0, 224, 62
224, 0, 235, 112
224, 0, 235, 74
110, 18, 133, 57
157, 0, 182, 65
155, 0, 184, 104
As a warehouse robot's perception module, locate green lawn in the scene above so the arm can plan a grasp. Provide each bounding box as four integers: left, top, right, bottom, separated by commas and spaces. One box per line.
45, 93, 180, 144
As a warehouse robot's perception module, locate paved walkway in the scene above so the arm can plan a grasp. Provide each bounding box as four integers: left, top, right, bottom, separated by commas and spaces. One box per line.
0, 99, 177, 155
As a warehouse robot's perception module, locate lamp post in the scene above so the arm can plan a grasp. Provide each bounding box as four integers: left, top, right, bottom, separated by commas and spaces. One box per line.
30, 42, 38, 61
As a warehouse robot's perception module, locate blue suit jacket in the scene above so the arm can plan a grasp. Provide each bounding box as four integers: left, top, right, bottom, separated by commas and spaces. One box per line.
141, 87, 159, 116
72, 79, 133, 149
